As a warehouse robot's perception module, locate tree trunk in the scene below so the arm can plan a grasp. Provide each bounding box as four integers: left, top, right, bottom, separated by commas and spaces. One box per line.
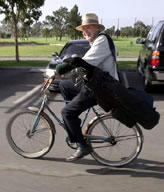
14, 21, 19, 62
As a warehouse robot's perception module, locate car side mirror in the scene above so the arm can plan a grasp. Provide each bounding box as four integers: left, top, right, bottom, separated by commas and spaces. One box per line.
136, 38, 145, 44
52, 52, 59, 58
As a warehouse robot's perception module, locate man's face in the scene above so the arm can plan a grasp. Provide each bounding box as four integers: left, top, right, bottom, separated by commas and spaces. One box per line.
82, 25, 100, 43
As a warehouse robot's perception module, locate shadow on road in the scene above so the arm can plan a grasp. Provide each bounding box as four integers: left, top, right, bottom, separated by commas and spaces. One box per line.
86, 158, 164, 179
40, 156, 164, 179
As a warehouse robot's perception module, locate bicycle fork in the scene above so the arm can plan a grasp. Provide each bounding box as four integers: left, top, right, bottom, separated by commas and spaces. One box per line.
28, 95, 47, 137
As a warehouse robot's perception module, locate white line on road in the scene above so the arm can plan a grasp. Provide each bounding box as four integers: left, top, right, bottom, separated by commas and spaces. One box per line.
13, 84, 42, 104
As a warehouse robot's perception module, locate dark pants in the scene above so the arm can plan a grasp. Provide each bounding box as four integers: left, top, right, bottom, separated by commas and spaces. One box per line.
59, 79, 97, 146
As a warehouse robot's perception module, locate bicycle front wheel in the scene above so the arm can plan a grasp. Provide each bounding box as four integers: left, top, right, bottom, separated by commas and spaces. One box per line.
86, 114, 143, 167
6, 109, 55, 159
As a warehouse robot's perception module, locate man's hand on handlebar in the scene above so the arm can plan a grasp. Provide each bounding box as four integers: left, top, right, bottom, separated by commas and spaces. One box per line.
47, 69, 64, 79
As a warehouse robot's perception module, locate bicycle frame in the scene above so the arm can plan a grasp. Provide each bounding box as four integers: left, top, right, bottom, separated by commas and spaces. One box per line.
28, 79, 113, 143
29, 92, 103, 137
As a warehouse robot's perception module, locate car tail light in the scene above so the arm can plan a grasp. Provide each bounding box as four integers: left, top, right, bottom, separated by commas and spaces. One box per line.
151, 50, 160, 66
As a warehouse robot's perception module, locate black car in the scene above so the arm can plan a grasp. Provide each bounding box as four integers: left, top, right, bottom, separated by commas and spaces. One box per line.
44, 39, 90, 91
136, 20, 164, 91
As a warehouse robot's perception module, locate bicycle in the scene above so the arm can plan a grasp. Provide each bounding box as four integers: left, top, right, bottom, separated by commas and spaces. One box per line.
6, 77, 144, 167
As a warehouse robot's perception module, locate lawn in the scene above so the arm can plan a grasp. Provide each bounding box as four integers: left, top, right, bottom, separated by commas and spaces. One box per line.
0, 37, 139, 68
0, 37, 141, 57
0, 45, 63, 56
0, 60, 48, 67
0, 60, 137, 68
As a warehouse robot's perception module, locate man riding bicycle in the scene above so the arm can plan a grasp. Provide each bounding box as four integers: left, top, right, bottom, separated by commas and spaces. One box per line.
52, 13, 118, 161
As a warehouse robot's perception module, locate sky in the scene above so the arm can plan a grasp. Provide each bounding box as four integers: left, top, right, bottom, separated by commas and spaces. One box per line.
0, 0, 164, 29
39, 0, 164, 28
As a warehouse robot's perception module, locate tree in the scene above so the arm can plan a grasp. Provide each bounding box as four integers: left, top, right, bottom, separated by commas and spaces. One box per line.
0, 0, 45, 61
115, 29, 120, 38
41, 28, 51, 41
30, 22, 43, 37
53, 7, 69, 41
67, 5, 82, 39
19, 22, 31, 40
120, 26, 133, 37
44, 7, 69, 41
133, 21, 147, 37
1, 18, 14, 37
105, 26, 115, 37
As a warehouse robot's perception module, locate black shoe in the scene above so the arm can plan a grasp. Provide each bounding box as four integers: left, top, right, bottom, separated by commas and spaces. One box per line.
66, 146, 93, 162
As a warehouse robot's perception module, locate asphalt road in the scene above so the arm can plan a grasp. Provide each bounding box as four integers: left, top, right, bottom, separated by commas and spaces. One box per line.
0, 68, 164, 192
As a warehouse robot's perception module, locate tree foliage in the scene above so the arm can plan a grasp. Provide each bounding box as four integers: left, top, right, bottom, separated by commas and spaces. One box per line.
44, 7, 69, 41
105, 20, 152, 38
120, 26, 133, 37
42, 5, 82, 40
105, 26, 115, 36
30, 22, 43, 37
133, 21, 151, 37
41, 28, 51, 41
0, 0, 45, 61
67, 5, 82, 39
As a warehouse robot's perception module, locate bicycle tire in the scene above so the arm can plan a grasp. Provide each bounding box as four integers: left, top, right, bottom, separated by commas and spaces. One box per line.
6, 109, 55, 159
86, 114, 143, 167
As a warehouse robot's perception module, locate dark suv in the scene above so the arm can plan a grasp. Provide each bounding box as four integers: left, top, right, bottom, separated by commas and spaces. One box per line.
136, 20, 164, 91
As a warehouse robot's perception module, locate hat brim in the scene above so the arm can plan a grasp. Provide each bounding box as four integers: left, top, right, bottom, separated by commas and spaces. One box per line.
76, 23, 105, 31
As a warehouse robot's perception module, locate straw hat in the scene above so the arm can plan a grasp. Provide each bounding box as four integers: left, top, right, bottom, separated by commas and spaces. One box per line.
76, 13, 105, 31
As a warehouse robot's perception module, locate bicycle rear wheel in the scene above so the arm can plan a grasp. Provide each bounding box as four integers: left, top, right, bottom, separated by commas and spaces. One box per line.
6, 109, 55, 159
86, 114, 143, 167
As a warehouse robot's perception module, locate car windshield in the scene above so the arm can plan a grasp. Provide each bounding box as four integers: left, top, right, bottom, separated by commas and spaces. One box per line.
60, 43, 90, 59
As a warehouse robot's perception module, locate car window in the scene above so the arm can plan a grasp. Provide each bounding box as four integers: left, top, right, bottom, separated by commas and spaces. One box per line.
146, 27, 155, 41
159, 27, 164, 47
60, 43, 90, 59
148, 22, 164, 43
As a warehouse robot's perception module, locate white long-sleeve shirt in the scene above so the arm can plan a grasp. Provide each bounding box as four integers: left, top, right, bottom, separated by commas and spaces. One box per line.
82, 32, 119, 80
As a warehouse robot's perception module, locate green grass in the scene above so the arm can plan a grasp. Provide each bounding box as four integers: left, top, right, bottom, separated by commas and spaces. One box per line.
0, 60, 48, 67
115, 40, 141, 57
0, 37, 71, 44
0, 45, 63, 56
0, 37, 142, 57
0, 60, 136, 68
117, 61, 136, 68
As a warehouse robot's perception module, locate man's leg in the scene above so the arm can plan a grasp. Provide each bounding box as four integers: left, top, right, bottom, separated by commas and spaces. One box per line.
59, 79, 81, 142
59, 79, 80, 101
61, 86, 97, 161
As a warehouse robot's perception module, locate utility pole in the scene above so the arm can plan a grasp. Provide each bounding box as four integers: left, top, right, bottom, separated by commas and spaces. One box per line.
116, 18, 120, 39
152, 17, 154, 26
117, 18, 119, 30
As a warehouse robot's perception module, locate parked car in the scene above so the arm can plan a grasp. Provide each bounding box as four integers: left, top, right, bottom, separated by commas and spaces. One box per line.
44, 39, 90, 92
136, 20, 164, 91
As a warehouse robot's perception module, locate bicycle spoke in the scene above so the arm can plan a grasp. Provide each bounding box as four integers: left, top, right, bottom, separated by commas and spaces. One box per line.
87, 114, 143, 167
6, 110, 55, 158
